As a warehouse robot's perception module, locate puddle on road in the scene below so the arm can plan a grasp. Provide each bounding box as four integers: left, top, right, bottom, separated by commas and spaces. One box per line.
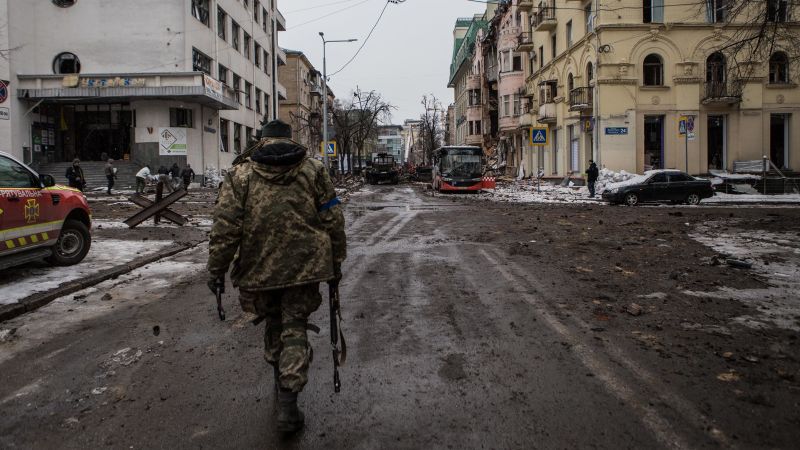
346, 204, 467, 213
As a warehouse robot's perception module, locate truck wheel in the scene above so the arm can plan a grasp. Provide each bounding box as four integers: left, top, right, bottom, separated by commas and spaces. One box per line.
47, 220, 91, 266
624, 193, 640, 206
685, 193, 701, 205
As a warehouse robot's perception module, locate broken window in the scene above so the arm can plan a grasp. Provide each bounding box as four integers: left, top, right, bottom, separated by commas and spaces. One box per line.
245, 81, 253, 109
256, 87, 262, 113
255, 44, 262, 68
263, 8, 269, 33
254, 1, 260, 22
234, 123, 242, 154
243, 32, 251, 60
218, 7, 227, 41
264, 50, 271, 75
513, 55, 522, 72
192, 48, 212, 75
53, 52, 80, 74
192, 0, 210, 26
218, 64, 228, 84
233, 73, 242, 103
170, 108, 194, 128
232, 21, 241, 51
220, 119, 230, 152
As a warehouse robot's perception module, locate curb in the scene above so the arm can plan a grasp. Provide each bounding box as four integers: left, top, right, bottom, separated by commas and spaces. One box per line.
0, 242, 201, 323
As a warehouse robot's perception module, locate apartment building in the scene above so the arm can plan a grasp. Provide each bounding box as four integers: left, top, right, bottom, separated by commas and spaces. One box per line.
448, 14, 489, 148
520, 0, 800, 177
375, 125, 405, 164
0, 0, 286, 172
278, 49, 334, 153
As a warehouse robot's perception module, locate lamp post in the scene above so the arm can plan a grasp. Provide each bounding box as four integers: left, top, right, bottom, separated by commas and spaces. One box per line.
319, 32, 357, 172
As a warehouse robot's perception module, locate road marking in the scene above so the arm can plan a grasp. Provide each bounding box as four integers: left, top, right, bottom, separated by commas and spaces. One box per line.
480, 248, 694, 450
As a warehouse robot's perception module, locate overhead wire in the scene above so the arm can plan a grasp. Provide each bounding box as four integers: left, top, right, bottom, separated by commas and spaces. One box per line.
288, 0, 373, 30
328, 0, 393, 77
466, 0, 713, 13
284, 0, 363, 15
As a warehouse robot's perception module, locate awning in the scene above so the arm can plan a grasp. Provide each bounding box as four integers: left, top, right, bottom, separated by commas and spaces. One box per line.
17, 85, 239, 110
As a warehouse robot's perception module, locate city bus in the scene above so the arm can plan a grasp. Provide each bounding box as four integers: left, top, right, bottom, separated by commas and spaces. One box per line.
431, 146, 495, 192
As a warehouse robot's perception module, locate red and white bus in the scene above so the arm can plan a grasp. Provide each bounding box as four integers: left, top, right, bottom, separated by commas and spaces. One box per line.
432, 146, 495, 192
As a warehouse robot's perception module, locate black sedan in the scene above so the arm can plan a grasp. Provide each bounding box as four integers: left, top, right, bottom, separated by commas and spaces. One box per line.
602, 170, 714, 206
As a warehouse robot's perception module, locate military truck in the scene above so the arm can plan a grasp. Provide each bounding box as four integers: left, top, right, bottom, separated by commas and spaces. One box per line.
365, 153, 399, 185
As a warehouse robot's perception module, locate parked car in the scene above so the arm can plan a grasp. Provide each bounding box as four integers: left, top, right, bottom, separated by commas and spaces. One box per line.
602, 169, 714, 206
0, 151, 92, 270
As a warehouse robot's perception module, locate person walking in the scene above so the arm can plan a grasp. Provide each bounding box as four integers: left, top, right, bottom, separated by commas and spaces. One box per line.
180, 164, 195, 190
156, 165, 174, 193
207, 120, 346, 434
104, 159, 117, 195
586, 159, 599, 198
65, 159, 86, 191
135, 165, 151, 194
170, 163, 181, 190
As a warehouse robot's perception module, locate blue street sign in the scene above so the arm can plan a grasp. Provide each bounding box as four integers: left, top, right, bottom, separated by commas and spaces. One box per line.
320, 141, 337, 157
605, 127, 628, 135
530, 127, 548, 146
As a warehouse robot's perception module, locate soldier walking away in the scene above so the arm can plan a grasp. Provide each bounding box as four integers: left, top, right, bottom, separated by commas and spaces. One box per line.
105, 159, 117, 195
586, 160, 599, 198
135, 165, 151, 194
207, 120, 346, 434
180, 164, 196, 190
65, 159, 86, 191
169, 163, 181, 190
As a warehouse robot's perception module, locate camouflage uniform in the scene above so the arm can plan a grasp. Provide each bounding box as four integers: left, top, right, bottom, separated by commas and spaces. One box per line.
208, 140, 346, 393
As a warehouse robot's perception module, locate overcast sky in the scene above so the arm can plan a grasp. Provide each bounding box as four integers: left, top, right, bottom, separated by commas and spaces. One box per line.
280, 0, 486, 125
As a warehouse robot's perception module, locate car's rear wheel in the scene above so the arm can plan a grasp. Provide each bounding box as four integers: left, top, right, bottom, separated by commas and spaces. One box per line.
686, 193, 701, 205
624, 192, 639, 206
46, 220, 91, 266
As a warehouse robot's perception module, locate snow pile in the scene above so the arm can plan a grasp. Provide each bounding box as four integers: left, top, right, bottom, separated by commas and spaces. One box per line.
595, 168, 643, 193
707, 193, 800, 204
470, 181, 600, 204
204, 167, 225, 188
709, 169, 761, 180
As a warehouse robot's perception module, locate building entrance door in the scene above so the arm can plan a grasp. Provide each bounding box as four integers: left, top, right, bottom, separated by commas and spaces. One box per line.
707, 115, 726, 171
770, 113, 789, 169
644, 115, 664, 170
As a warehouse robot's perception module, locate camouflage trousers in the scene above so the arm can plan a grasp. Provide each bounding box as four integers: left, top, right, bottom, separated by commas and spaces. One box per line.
239, 283, 322, 393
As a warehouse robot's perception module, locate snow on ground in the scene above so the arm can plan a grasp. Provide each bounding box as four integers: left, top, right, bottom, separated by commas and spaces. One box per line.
704, 193, 800, 204
687, 222, 800, 331
92, 218, 213, 230
0, 238, 173, 305
470, 181, 599, 204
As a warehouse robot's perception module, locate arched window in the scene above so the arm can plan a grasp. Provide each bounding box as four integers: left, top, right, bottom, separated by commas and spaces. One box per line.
53, 52, 81, 74
706, 52, 726, 84
769, 52, 789, 84
643, 53, 663, 86
568, 73, 574, 92
586, 63, 594, 85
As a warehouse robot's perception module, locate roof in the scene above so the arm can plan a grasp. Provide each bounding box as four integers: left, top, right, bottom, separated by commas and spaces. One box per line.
448, 16, 489, 87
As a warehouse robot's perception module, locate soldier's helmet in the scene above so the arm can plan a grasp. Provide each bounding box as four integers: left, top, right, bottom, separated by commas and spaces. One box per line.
259, 120, 292, 140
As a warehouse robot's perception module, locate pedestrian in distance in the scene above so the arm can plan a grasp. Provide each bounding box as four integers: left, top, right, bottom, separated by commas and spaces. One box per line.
180, 164, 195, 190
104, 159, 117, 195
65, 159, 86, 191
135, 165, 151, 194
170, 163, 181, 190
207, 120, 347, 434
586, 159, 599, 198
155, 166, 174, 193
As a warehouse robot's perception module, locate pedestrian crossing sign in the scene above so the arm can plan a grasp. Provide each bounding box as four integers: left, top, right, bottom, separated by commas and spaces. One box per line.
320, 141, 337, 157
530, 126, 548, 146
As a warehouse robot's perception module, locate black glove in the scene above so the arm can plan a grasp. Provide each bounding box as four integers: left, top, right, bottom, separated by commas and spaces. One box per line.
208, 275, 225, 295
328, 263, 342, 288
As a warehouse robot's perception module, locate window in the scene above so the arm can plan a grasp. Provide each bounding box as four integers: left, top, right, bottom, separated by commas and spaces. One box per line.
643, 0, 664, 23
585, 5, 593, 34
468, 89, 481, 106
643, 54, 663, 86
503, 95, 510, 116
264, 50, 271, 75
192, 0, 210, 26
265, 92, 271, 118
192, 48, 212, 75
220, 119, 230, 152
243, 32, 251, 60
233, 123, 242, 153
218, 7, 227, 40
254, 1, 260, 22
170, 108, 193, 128
566, 20, 573, 47
475, 120, 482, 135
540, 81, 558, 102
587, 63, 594, 84
254, 43, 261, 68
52, 0, 76, 7
245, 81, 253, 109
247, 127, 254, 144
706, 0, 727, 23
263, 8, 269, 33
668, 172, 693, 182
53, 52, 80, 74
768, 0, 789, 22
243, 0, 249, 9
769, 52, 790, 84
539, 46, 544, 68
232, 21, 240, 51
568, 73, 574, 92
649, 173, 668, 183
513, 55, 522, 72
218, 64, 228, 85
706, 52, 726, 84
256, 87, 262, 113
513, 94, 521, 116
232, 73, 242, 103
552, 128, 559, 174
0, 156, 37, 188
551, 34, 556, 58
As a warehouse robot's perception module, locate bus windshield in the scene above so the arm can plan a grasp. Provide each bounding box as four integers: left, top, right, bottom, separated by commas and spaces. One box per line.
440, 150, 482, 177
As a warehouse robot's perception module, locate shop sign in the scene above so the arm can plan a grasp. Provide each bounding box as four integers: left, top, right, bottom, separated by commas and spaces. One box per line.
159, 127, 188, 156
80, 77, 146, 88
204, 74, 224, 102
0, 107, 9, 120
605, 127, 628, 135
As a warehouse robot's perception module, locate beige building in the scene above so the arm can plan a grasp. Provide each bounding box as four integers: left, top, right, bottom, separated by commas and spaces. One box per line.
278, 49, 332, 152
519, 0, 800, 178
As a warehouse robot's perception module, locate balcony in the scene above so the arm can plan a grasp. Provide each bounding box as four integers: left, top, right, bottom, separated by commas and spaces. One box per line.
277, 47, 287, 66
701, 81, 742, 105
276, 81, 288, 101
538, 102, 557, 123
311, 84, 324, 97
518, 0, 534, 12
518, 32, 535, 52
533, 2, 557, 31
466, 74, 482, 90
568, 87, 593, 111
276, 9, 286, 31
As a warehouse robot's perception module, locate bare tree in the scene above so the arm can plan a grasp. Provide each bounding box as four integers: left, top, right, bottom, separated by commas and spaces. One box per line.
418, 94, 445, 166
288, 110, 323, 153
331, 88, 394, 174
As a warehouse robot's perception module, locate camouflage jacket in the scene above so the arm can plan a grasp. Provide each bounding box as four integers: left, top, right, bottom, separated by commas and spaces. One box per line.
208, 146, 346, 291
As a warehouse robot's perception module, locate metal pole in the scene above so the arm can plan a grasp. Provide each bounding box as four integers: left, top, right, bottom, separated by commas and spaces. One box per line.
685, 130, 688, 173
321, 35, 329, 171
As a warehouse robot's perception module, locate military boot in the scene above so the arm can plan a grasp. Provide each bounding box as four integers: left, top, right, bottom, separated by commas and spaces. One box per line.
277, 388, 304, 433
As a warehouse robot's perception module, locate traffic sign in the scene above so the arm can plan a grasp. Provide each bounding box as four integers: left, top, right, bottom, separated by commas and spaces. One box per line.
530, 126, 548, 146
0, 80, 8, 104
678, 115, 695, 140
320, 141, 337, 157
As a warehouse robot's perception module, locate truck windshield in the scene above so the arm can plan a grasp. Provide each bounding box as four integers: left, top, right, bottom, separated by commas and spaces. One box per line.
441, 153, 481, 177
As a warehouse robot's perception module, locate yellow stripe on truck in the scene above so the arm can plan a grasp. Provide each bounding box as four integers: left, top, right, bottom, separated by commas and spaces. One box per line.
5, 240, 14, 249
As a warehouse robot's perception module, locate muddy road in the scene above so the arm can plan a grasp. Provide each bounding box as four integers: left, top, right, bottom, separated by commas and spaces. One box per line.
1, 185, 799, 449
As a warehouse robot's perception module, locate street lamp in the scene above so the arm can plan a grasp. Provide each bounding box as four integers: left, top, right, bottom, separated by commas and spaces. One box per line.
319, 32, 357, 172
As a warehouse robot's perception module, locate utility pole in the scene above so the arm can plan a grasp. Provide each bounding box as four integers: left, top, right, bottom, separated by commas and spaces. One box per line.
319, 32, 357, 171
